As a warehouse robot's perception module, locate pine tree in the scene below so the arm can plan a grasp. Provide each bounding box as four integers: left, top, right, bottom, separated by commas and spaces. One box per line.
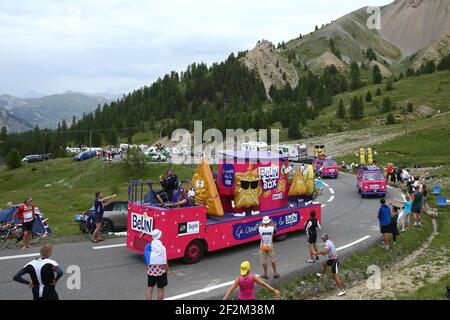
375, 88, 382, 96
315, 25, 319, 32
288, 117, 300, 139
0, 127, 7, 141
386, 79, 394, 91
350, 62, 362, 91
366, 91, 372, 103
372, 64, 382, 84
382, 97, 392, 113
337, 99, 345, 119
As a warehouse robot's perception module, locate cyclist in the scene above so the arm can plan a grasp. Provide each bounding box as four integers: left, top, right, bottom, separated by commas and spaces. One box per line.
13, 244, 63, 300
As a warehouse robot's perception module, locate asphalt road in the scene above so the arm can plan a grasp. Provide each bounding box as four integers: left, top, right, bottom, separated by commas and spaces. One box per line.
0, 172, 402, 300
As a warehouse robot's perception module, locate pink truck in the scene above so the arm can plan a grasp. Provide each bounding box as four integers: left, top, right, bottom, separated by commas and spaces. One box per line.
126, 151, 322, 263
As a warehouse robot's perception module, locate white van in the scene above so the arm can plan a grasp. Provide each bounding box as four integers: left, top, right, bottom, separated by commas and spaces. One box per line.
241, 141, 268, 152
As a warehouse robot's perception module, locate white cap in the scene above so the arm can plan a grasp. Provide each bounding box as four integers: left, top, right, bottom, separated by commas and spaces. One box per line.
262, 216, 271, 224
151, 229, 162, 240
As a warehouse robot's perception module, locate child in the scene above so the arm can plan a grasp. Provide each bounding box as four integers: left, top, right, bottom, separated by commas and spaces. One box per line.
315, 177, 324, 196
305, 211, 321, 263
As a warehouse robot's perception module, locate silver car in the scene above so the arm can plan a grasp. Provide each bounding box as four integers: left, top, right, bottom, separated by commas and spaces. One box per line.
77, 201, 128, 233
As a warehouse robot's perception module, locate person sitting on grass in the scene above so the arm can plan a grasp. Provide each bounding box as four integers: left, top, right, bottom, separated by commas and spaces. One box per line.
223, 261, 281, 300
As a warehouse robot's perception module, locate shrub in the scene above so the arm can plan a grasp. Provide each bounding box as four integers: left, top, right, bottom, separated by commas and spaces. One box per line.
386, 113, 396, 125
6, 149, 22, 170
122, 147, 146, 177
407, 102, 413, 113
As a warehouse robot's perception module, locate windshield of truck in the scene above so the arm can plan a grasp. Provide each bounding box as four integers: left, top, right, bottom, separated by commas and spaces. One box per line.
363, 172, 384, 181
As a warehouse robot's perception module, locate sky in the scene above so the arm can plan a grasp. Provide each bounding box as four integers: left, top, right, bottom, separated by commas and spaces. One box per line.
0, 0, 392, 97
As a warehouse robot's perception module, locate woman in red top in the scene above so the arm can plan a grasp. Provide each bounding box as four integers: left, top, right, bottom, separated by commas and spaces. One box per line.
223, 261, 281, 300
13, 198, 35, 249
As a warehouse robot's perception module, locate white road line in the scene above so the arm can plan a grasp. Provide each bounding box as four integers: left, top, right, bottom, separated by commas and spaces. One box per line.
337, 235, 371, 251
0, 253, 40, 261
92, 243, 126, 250
321, 204, 327, 208
327, 195, 335, 203
329, 188, 335, 195
165, 236, 372, 300
387, 186, 393, 189
323, 182, 330, 187
165, 280, 235, 300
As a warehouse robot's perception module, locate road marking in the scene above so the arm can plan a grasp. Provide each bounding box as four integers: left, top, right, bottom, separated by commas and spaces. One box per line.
92, 243, 126, 250
337, 235, 371, 251
323, 182, 330, 187
321, 204, 327, 208
165, 280, 235, 300
329, 188, 335, 195
0, 253, 40, 261
165, 236, 371, 300
327, 195, 335, 203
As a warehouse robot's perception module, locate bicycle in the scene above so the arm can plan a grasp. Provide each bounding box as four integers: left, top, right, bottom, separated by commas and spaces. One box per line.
0, 222, 44, 250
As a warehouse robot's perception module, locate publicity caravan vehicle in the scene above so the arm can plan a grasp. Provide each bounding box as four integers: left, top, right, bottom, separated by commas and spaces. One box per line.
312, 145, 339, 178
126, 151, 321, 263
356, 148, 387, 197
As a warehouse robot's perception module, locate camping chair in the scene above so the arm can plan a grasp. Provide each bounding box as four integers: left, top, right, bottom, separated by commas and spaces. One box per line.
432, 185, 441, 195
437, 196, 448, 207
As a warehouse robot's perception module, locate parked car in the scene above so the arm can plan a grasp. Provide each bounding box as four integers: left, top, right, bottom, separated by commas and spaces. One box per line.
74, 150, 97, 161
22, 155, 43, 163
74, 201, 128, 233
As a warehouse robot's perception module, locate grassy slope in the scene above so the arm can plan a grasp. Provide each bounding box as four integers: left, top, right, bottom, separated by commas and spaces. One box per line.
305, 70, 450, 136
0, 159, 195, 236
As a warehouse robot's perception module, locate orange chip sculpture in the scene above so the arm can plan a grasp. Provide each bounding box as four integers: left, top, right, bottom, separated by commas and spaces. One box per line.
288, 165, 315, 196
192, 158, 224, 217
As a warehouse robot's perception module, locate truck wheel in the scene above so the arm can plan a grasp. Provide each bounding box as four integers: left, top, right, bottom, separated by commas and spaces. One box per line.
183, 240, 204, 264
274, 233, 287, 242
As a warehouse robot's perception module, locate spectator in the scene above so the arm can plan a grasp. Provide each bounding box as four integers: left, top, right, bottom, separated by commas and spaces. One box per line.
422, 184, 428, 207
406, 176, 415, 195
411, 186, 424, 228
223, 261, 281, 300
401, 168, 410, 184
13, 244, 63, 300
92, 192, 115, 243
386, 163, 394, 186
395, 167, 402, 187
389, 203, 400, 244
315, 234, 346, 297
315, 177, 324, 196
378, 198, 392, 251
146, 229, 168, 300
394, 195, 412, 232
305, 211, 321, 263
258, 216, 280, 279
13, 198, 35, 250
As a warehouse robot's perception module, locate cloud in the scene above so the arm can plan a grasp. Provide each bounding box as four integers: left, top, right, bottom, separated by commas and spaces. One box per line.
0, 0, 392, 96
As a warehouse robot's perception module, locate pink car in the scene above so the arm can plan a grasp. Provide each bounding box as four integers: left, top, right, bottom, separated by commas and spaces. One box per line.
356, 166, 387, 197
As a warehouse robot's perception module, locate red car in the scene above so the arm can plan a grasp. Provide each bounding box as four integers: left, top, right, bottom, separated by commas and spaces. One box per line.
313, 158, 339, 178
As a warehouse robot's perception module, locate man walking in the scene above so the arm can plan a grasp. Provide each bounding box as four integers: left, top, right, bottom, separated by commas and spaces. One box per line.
258, 216, 280, 279
13, 244, 63, 300
411, 186, 423, 227
378, 199, 392, 251
315, 234, 346, 297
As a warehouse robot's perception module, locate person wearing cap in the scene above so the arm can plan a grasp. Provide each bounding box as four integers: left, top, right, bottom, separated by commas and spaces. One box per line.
257, 216, 280, 279
315, 234, 346, 297
223, 261, 281, 300
146, 229, 168, 300
156, 170, 178, 204
13, 198, 35, 249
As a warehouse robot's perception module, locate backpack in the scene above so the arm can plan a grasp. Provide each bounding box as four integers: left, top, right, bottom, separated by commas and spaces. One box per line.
143, 242, 152, 265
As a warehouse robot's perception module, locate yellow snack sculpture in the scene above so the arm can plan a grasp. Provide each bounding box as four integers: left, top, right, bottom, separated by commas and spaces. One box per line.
234, 165, 262, 209
192, 159, 224, 217
360, 148, 366, 165
288, 165, 315, 196
367, 148, 373, 165
314, 145, 326, 158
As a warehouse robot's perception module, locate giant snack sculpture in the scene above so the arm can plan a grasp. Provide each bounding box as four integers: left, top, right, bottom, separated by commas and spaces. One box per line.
234, 164, 262, 209
288, 165, 315, 196
192, 158, 224, 217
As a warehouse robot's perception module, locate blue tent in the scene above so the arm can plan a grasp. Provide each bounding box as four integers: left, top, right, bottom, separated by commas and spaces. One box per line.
0, 205, 48, 236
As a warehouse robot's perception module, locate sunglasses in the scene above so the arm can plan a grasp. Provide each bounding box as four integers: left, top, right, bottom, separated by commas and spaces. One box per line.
240, 180, 259, 190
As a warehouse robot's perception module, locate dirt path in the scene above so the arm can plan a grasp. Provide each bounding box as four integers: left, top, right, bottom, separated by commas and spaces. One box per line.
324, 215, 450, 300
